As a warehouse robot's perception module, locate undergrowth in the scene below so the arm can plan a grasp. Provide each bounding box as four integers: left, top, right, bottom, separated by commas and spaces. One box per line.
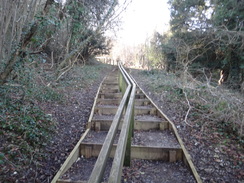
138, 69, 244, 140
0, 63, 60, 179
0, 59, 112, 181
0, 86, 56, 179
57, 63, 109, 89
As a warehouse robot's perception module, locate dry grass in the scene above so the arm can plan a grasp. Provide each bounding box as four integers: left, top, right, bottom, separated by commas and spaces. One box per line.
134, 69, 244, 138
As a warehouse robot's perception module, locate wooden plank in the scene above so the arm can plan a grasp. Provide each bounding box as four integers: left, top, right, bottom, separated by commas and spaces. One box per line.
100, 88, 119, 93
93, 120, 123, 131
134, 107, 155, 115
80, 143, 182, 161
103, 81, 118, 85
80, 143, 117, 158
92, 118, 165, 131
98, 93, 122, 99
124, 94, 135, 167
95, 122, 101, 132
134, 99, 151, 106
134, 121, 159, 130
94, 106, 118, 115
84, 145, 92, 158
96, 98, 120, 105
169, 150, 177, 162
57, 179, 107, 183
131, 146, 182, 161
160, 122, 169, 130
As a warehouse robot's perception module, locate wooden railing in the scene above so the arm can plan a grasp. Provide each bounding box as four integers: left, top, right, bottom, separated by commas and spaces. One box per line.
88, 63, 135, 183
108, 64, 136, 183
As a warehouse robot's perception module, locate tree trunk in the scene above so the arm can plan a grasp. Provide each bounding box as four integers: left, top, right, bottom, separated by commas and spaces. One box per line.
227, 51, 241, 89
0, 0, 54, 85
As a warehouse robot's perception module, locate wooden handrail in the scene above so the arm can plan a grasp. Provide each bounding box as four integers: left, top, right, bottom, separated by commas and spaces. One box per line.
88, 63, 132, 183
108, 64, 136, 183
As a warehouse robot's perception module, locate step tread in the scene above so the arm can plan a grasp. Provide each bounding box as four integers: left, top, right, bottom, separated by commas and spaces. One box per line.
135, 105, 154, 109
135, 115, 163, 122
60, 158, 195, 183
92, 114, 115, 121
95, 105, 118, 108
82, 130, 180, 148
60, 157, 112, 182
92, 114, 163, 123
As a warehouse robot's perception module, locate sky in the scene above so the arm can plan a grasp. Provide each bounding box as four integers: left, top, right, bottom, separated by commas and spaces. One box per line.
58, 0, 170, 46
117, 0, 171, 46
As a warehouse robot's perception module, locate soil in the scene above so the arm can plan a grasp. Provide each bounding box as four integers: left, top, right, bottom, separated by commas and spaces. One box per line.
60, 157, 113, 182
122, 159, 195, 183
131, 69, 244, 183
3, 64, 114, 183
61, 158, 196, 183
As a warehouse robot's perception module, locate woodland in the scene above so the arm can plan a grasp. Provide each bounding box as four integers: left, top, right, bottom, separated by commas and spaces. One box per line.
0, 0, 244, 182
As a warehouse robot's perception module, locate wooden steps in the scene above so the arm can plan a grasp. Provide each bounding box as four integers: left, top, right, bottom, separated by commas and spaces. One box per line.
92, 114, 168, 131
80, 130, 182, 161
52, 66, 202, 183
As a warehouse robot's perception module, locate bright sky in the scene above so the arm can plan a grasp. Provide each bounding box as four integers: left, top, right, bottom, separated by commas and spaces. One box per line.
117, 0, 171, 45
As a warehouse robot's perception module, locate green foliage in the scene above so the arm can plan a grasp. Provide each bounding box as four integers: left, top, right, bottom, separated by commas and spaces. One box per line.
31, 6, 61, 49
64, 0, 113, 60
0, 56, 62, 165
0, 84, 56, 163
145, 32, 177, 71
215, 101, 228, 111
163, 0, 244, 88
13, 62, 64, 102
212, 0, 244, 30
168, 0, 208, 32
